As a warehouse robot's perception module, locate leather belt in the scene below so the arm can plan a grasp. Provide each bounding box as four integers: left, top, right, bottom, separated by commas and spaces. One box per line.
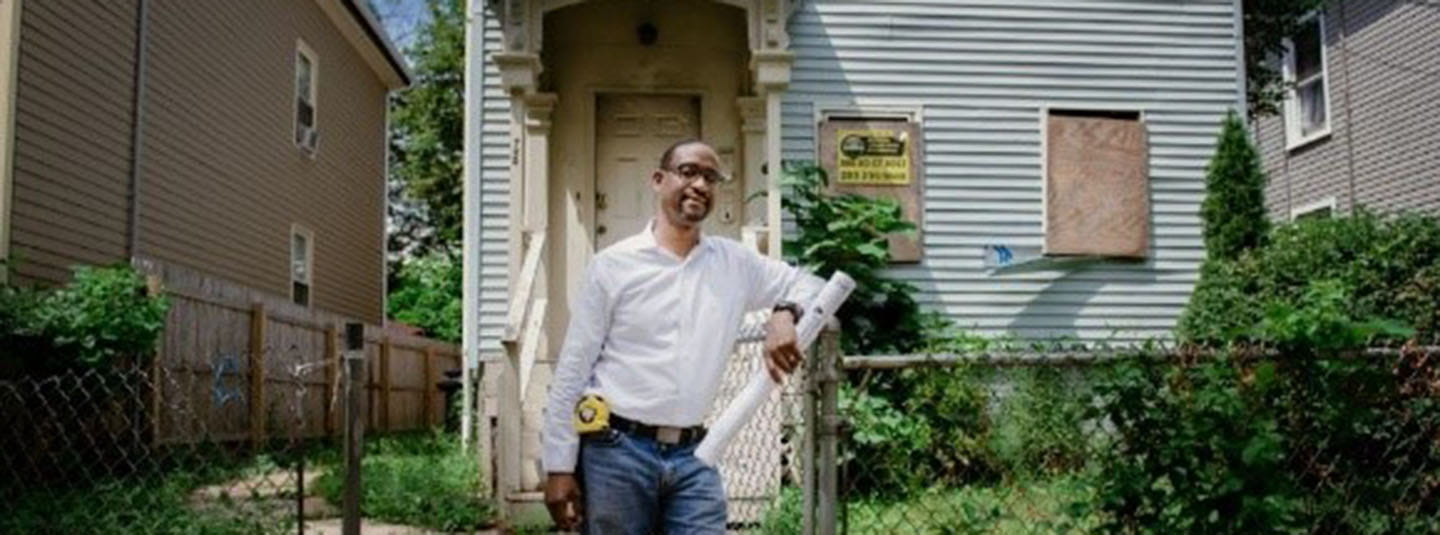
609, 414, 707, 445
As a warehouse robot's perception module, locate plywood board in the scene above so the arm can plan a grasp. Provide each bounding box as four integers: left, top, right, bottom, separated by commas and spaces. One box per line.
1044, 112, 1149, 258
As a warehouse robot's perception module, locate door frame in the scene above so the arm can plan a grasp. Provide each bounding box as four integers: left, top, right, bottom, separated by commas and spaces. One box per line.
588, 90, 707, 249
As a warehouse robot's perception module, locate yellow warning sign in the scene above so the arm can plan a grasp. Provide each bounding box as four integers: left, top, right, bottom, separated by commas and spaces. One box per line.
836, 129, 911, 185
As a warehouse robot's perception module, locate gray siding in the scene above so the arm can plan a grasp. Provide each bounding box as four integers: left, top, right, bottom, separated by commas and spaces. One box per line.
475, 0, 1243, 345
8, 0, 137, 284
1257, 0, 1440, 217
783, 0, 1241, 341
478, 11, 511, 354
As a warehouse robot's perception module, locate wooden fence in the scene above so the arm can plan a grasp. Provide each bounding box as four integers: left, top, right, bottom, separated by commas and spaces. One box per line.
136, 259, 461, 446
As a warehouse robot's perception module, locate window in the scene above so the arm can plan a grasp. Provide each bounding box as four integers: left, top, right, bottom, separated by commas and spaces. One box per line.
1283, 14, 1330, 149
1043, 109, 1149, 258
291, 226, 313, 307
294, 41, 319, 154
1290, 196, 1336, 221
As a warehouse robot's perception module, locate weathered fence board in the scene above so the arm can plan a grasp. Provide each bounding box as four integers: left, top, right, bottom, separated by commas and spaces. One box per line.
135, 259, 462, 445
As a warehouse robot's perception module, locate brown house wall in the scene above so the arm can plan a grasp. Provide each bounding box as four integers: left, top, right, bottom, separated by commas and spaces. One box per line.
8, 0, 137, 283
1256, 0, 1440, 217
7, 0, 389, 323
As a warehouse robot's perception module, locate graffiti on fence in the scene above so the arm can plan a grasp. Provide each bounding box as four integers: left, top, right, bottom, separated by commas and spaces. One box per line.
211, 352, 245, 407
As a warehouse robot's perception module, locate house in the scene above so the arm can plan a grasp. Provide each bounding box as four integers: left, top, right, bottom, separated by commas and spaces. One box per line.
461, 0, 1244, 518
0, 0, 410, 323
1254, 0, 1440, 219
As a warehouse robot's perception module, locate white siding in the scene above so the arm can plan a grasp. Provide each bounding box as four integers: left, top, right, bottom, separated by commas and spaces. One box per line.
783, 0, 1241, 342
478, 10, 510, 354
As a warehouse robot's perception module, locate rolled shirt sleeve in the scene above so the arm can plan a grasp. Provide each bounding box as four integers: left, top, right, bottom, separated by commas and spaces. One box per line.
541, 262, 613, 474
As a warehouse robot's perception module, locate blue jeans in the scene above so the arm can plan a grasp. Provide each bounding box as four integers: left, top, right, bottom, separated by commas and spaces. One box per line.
580, 428, 726, 534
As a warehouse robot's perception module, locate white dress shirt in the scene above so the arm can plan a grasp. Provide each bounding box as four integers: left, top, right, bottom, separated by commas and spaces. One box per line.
541, 223, 824, 473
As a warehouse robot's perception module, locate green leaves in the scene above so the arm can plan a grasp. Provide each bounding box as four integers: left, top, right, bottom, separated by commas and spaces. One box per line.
1201, 111, 1269, 262
1092, 349, 1440, 534
1242, 0, 1326, 118
1181, 211, 1440, 346
2, 264, 170, 372
386, 251, 462, 343
387, 0, 466, 275
779, 161, 926, 355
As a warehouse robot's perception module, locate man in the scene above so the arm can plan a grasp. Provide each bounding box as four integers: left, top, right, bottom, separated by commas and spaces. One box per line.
542, 139, 822, 533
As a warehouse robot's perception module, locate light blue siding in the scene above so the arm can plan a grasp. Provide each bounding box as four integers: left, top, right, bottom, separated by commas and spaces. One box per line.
782, 0, 1241, 342
476, 0, 1243, 347
478, 10, 509, 354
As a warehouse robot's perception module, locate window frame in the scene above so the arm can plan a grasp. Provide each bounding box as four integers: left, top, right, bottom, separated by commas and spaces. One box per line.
1289, 196, 1337, 221
290, 224, 314, 308
1282, 12, 1332, 151
1039, 106, 1150, 258
294, 39, 318, 155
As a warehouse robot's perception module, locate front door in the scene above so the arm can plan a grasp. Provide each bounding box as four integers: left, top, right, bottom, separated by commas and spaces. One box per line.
594, 94, 701, 250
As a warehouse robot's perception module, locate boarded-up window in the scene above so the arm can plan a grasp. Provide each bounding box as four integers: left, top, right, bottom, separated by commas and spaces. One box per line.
1044, 110, 1149, 258
818, 118, 925, 262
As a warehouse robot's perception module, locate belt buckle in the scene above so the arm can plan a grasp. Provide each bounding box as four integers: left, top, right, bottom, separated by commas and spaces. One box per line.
656, 426, 682, 445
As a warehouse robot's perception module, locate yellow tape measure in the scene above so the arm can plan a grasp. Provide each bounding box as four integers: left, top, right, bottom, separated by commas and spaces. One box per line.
573, 394, 611, 434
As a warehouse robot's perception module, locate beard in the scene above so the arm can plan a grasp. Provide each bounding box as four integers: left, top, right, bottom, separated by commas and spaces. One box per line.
675, 189, 711, 224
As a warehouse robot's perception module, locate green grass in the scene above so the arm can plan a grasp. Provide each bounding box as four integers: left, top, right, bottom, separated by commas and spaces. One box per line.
314, 431, 494, 532
2, 432, 491, 534
1, 450, 300, 535
761, 477, 1099, 535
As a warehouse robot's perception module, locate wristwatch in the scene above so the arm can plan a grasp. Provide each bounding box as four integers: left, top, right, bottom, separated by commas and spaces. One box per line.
772, 301, 804, 323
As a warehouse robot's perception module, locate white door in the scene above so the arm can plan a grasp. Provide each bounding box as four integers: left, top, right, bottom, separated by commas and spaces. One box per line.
594, 94, 701, 250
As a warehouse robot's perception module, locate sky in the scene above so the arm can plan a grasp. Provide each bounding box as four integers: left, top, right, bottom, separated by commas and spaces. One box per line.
370, 0, 431, 52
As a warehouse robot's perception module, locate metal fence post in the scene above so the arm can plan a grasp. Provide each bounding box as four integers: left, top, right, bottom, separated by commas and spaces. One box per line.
342, 323, 366, 535
815, 321, 842, 535
802, 329, 819, 535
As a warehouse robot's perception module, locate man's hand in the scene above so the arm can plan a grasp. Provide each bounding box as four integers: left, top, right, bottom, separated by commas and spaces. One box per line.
544, 473, 583, 530
764, 310, 802, 383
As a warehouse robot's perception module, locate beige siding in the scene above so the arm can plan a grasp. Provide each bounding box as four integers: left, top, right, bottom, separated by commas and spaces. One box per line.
137, 0, 388, 322
1257, 0, 1440, 217
8, 0, 137, 283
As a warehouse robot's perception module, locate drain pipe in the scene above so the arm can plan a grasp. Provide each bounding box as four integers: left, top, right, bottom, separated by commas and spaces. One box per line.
126, 0, 151, 260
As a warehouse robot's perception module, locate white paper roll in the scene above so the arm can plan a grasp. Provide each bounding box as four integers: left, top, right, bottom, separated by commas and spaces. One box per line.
695, 271, 855, 467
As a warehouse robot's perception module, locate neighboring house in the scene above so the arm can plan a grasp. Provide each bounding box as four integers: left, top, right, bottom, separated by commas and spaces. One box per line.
0, 0, 409, 323
1254, 0, 1440, 220
461, 0, 1243, 516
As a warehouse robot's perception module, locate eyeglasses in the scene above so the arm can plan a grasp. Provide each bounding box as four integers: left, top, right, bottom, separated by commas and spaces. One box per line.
665, 163, 729, 185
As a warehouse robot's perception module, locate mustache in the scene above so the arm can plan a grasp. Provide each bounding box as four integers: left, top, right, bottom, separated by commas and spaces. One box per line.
681, 186, 711, 203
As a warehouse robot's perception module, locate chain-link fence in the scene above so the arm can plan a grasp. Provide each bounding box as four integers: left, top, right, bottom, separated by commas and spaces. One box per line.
709, 311, 812, 531
812, 345, 1440, 534
0, 352, 330, 534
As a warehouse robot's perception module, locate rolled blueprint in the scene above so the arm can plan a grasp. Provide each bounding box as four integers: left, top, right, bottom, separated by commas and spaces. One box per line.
695, 271, 856, 467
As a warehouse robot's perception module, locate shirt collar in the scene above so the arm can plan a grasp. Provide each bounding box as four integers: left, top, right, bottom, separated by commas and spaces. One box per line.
640, 219, 712, 260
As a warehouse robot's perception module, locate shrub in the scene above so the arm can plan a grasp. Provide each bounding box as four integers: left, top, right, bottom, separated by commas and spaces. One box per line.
386, 251, 461, 343
1180, 212, 1440, 345
1093, 287, 1439, 533
1, 264, 169, 373
780, 162, 933, 355
987, 366, 1095, 478
1201, 111, 1269, 262
840, 365, 997, 496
